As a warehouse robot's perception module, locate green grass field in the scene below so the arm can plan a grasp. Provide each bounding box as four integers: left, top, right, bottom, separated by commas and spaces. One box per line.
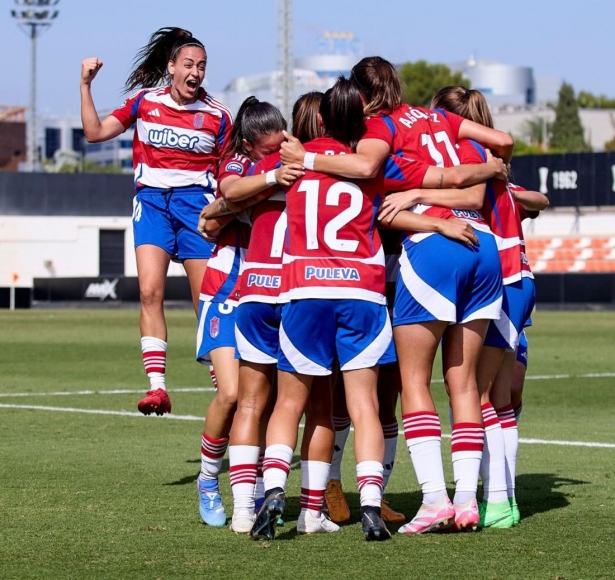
1, 309, 614, 580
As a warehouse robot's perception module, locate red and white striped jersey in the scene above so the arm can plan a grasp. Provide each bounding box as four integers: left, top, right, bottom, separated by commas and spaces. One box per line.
199, 155, 252, 305
282, 137, 386, 304
239, 152, 287, 304
111, 86, 233, 189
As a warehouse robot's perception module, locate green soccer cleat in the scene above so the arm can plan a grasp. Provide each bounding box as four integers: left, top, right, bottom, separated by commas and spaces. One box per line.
479, 500, 514, 529
509, 498, 521, 526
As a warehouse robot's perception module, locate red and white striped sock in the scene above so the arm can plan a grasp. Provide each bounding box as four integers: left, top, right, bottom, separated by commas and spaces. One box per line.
262, 444, 293, 493
480, 403, 508, 503
255, 452, 265, 501
229, 445, 259, 511
300, 460, 330, 516
329, 415, 351, 480
356, 460, 384, 508
199, 433, 229, 482
208, 365, 218, 390
513, 401, 523, 422
382, 421, 399, 489
141, 336, 167, 390
451, 422, 484, 505
403, 411, 447, 505
496, 404, 519, 499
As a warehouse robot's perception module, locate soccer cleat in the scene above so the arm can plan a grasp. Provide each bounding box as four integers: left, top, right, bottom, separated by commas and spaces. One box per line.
197, 478, 227, 527
361, 508, 392, 541
324, 479, 350, 524
250, 489, 286, 540
230, 509, 256, 533
398, 496, 455, 534
509, 498, 521, 526
451, 498, 480, 532
297, 509, 340, 534
380, 498, 405, 524
479, 500, 514, 529
255, 497, 284, 526
138, 388, 172, 416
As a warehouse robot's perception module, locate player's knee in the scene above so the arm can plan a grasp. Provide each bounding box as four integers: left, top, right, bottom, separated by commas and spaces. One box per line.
140, 285, 164, 309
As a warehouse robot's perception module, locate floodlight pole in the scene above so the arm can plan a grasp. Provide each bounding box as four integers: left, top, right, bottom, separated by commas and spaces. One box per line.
11, 1, 60, 172
277, 0, 293, 121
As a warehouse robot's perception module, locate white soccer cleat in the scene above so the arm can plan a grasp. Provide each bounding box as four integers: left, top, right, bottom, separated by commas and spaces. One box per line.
297, 509, 340, 534
230, 509, 256, 533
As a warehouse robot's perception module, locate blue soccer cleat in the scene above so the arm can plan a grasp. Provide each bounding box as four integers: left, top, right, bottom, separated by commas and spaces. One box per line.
197, 478, 227, 527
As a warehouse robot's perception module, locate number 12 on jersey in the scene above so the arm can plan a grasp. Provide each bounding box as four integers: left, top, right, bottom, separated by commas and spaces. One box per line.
297, 180, 363, 252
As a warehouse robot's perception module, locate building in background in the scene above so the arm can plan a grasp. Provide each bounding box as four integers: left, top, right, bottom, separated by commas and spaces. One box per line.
221, 32, 362, 116
0, 106, 27, 171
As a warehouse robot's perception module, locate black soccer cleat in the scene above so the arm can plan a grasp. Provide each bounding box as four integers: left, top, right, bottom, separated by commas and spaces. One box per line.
361, 507, 392, 541
250, 489, 286, 540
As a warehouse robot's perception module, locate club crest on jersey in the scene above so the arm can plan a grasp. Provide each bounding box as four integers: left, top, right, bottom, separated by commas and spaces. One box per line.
210, 316, 220, 338
225, 161, 244, 175
305, 266, 360, 281
247, 274, 281, 288
194, 112, 205, 129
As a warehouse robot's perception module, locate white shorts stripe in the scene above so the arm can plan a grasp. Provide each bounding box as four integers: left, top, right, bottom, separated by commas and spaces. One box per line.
235, 325, 277, 365
341, 313, 393, 371
279, 322, 330, 376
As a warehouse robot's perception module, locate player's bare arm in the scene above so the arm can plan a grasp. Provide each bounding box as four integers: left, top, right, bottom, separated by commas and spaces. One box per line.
80, 58, 125, 143
379, 211, 478, 246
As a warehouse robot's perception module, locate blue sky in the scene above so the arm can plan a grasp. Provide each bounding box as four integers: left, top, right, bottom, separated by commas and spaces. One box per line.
1, 0, 613, 115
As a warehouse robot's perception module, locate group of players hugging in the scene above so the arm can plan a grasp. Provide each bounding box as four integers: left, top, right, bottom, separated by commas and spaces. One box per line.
81, 27, 548, 542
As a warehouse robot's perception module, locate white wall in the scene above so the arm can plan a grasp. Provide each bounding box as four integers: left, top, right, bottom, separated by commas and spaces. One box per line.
0, 216, 186, 287
523, 209, 615, 239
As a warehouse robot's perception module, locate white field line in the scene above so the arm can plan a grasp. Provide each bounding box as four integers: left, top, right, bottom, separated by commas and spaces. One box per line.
0, 371, 614, 400
0, 403, 614, 449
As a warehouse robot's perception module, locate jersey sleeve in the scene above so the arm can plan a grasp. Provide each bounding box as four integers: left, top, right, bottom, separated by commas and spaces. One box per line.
247, 152, 282, 176
457, 139, 487, 165
218, 155, 252, 183
362, 116, 395, 149
215, 110, 234, 161
109, 89, 147, 130
383, 155, 429, 192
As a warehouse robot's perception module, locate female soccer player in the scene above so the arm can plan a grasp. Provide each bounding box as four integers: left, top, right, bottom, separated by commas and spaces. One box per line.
280, 57, 513, 534
80, 28, 233, 416
212, 93, 339, 535
252, 79, 397, 542
194, 97, 294, 526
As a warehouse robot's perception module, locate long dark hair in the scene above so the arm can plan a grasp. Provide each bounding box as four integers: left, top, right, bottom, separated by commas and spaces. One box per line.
124, 27, 206, 92
292, 92, 324, 143
350, 56, 402, 116
320, 77, 366, 150
230, 96, 287, 157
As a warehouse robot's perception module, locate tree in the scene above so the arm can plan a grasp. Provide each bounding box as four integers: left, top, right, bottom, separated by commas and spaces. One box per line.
549, 83, 588, 152
605, 113, 615, 151
578, 91, 615, 109
521, 116, 552, 150
398, 61, 470, 108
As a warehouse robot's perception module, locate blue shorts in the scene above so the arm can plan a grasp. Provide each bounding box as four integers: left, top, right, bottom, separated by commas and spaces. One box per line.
133, 186, 216, 260
278, 299, 397, 376
484, 277, 536, 350
196, 300, 237, 364
516, 330, 529, 366
393, 231, 503, 326
235, 302, 284, 365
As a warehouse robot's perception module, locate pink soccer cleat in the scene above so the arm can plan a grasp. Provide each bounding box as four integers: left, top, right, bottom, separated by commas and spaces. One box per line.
138, 388, 172, 416
398, 496, 455, 534
452, 498, 480, 532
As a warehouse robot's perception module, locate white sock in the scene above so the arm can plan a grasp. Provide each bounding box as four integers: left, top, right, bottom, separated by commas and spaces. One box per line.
229, 445, 259, 511
480, 403, 508, 503
300, 460, 330, 513
382, 421, 399, 490
451, 422, 484, 505
141, 336, 167, 390
329, 416, 351, 481
262, 444, 293, 493
199, 433, 229, 482
403, 412, 447, 505
496, 405, 519, 499
255, 452, 265, 501
356, 460, 384, 508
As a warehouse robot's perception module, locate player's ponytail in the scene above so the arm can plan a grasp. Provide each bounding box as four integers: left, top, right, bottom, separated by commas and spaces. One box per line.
291, 92, 324, 143
320, 77, 366, 150
350, 56, 402, 116
124, 27, 206, 92
431, 86, 494, 129
229, 96, 287, 157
